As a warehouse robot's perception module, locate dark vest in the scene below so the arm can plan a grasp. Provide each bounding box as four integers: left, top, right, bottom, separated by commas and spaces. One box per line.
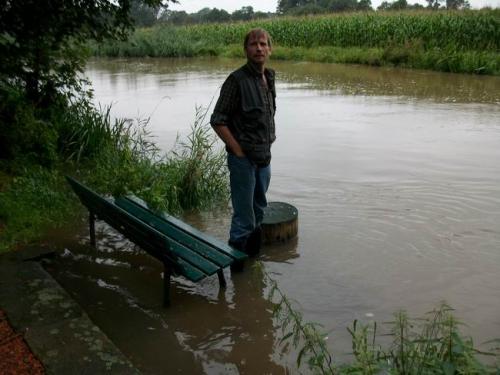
229, 65, 276, 166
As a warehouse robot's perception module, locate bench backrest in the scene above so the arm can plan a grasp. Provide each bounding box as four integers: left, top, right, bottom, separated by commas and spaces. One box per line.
116, 196, 247, 263
66, 176, 209, 281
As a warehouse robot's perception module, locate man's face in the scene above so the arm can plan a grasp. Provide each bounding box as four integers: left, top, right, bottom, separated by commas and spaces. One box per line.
245, 34, 271, 65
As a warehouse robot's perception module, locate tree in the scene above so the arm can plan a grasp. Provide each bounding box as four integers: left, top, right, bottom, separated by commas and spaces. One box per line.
231, 6, 254, 21
446, 0, 470, 9
158, 10, 191, 25
207, 8, 231, 23
377, 0, 408, 10
357, 0, 373, 11
277, 0, 311, 14
193, 8, 231, 23
0, 0, 174, 105
408, 3, 425, 9
254, 11, 272, 19
426, 0, 442, 9
327, 0, 359, 12
130, 0, 162, 27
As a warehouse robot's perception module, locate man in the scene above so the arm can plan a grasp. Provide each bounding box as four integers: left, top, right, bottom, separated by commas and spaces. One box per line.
210, 28, 276, 260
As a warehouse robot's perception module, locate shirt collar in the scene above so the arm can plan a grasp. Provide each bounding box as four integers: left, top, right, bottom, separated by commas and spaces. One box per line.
246, 61, 268, 77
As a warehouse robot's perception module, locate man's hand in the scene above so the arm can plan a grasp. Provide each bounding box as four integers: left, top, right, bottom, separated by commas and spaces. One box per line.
213, 125, 245, 157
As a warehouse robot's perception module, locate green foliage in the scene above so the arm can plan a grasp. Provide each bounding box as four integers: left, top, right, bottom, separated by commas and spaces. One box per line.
345, 303, 498, 374
158, 6, 272, 25
0, 0, 178, 165
130, 0, 162, 27
0, 0, 165, 103
266, 275, 335, 373
0, 82, 60, 165
0, 166, 79, 253
75, 104, 229, 214
170, 106, 228, 210
93, 10, 500, 75
57, 100, 139, 164
0, 98, 229, 251
258, 264, 499, 374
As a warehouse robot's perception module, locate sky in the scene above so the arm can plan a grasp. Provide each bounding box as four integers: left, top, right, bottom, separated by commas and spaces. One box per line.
168, 0, 500, 13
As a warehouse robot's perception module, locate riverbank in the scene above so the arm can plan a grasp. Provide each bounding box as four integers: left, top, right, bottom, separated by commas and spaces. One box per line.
0, 97, 228, 254
92, 10, 500, 75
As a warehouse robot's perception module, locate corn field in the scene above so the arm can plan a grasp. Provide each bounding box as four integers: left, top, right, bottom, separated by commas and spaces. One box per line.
174, 10, 499, 51
93, 10, 500, 75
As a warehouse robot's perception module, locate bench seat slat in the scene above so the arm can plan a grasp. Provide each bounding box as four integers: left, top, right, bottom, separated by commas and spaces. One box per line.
115, 197, 233, 267
124, 196, 247, 261
98, 206, 219, 276
167, 240, 220, 276
92, 210, 206, 281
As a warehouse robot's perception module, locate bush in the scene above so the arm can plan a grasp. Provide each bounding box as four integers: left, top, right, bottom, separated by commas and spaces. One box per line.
0, 83, 59, 166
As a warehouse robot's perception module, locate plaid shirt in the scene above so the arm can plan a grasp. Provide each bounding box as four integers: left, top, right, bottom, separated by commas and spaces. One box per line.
211, 62, 275, 128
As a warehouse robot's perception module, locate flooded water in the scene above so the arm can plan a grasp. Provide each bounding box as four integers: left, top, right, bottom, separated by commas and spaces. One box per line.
48, 58, 500, 373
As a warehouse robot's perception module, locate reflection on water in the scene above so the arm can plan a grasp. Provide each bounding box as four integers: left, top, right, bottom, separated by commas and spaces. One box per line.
48, 213, 296, 374
87, 57, 500, 102
47, 58, 500, 373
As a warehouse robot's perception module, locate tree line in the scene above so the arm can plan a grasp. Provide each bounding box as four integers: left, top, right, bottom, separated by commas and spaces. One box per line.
131, 0, 475, 27
278, 0, 471, 13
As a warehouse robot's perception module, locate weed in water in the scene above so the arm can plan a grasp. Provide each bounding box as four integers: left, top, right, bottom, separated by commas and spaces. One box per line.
257, 262, 500, 374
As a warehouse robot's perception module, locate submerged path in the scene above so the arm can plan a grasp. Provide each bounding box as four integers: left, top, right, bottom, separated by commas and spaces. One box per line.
0, 248, 139, 374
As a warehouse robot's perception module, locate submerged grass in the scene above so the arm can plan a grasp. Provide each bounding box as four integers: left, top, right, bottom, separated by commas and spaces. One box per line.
257, 263, 500, 374
92, 10, 500, 75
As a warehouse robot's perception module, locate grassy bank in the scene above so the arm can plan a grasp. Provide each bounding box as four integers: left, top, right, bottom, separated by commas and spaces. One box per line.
92, 10, 500, 75
0, 91, 228, 253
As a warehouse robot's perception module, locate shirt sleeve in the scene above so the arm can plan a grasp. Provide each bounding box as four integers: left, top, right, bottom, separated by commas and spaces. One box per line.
210, 75, 239, 126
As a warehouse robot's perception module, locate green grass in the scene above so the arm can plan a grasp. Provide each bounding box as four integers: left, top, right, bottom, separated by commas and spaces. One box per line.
0, 166, 80, 253
0, 95, 228, 253
92, 10, 500, 75
76, 105, 228, 214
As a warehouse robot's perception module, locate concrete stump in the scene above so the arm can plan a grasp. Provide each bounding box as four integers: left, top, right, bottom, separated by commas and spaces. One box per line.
262, 202, 298, 244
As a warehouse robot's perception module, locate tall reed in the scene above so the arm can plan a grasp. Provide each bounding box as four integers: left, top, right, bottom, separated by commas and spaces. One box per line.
69, 102, 229, 213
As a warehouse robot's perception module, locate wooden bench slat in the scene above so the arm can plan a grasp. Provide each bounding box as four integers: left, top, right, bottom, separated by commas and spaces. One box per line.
166, 240, 220, 276
124, 196, 247, 261
98, 205, 219, 276
115, 197, 233, 267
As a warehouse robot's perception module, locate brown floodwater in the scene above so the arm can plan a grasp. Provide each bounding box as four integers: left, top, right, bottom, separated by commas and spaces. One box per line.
47, 58, 500, 373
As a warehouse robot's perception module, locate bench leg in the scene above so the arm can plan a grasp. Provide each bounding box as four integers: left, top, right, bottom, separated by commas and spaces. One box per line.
217, 269, 226, 288
163, 264, 171, 307
89, 212, 96, 248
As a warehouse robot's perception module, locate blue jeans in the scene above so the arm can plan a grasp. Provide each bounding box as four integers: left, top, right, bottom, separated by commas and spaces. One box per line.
228, 153, 271, 245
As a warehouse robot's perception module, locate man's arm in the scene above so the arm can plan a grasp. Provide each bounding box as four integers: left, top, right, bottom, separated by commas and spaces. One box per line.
210, 75, 245, 157
212, 125, 245, 157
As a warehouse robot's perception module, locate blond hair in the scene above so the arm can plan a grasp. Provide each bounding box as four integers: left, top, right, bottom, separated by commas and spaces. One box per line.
243, 28, 272, 49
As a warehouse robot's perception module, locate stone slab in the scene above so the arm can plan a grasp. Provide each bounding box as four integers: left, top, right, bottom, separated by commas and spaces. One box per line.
0, 254, 139, 374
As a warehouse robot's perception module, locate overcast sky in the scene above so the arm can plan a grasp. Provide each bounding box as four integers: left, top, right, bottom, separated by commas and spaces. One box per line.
169, 0, 500, 13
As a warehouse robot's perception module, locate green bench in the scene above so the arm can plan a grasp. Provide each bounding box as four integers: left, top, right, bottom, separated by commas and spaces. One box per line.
66, 176, 247, 306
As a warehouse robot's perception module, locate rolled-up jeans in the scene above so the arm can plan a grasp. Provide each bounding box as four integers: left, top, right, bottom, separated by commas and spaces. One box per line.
228, 153, 271, 246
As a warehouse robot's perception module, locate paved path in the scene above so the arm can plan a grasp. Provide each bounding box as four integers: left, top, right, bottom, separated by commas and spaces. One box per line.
0, 249, 140, 374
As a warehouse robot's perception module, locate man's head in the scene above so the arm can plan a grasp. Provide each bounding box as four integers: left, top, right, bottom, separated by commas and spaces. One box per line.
244, 28, 272, 67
